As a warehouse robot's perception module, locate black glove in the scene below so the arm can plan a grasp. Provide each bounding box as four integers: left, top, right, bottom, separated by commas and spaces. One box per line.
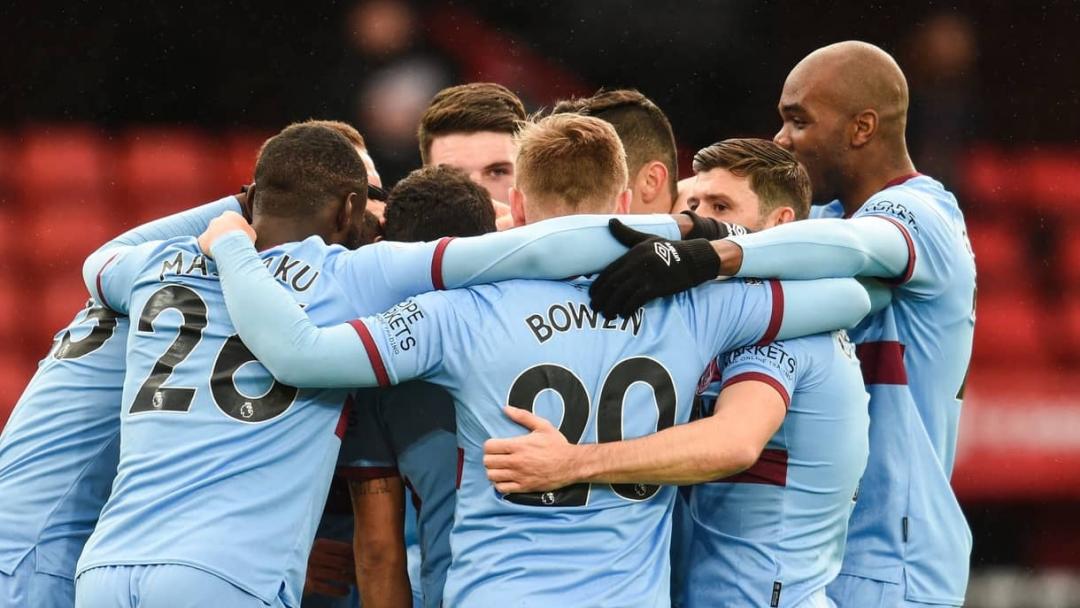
680, 210, 750, 240
589, 219, 722, 319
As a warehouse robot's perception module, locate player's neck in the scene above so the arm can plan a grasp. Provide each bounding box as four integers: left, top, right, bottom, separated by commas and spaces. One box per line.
839, 152, 917, 217
251, 218, 329, 252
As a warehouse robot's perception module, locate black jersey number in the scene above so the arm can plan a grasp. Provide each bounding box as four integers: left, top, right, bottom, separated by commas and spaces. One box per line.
129, 285, 298, 422
130, 285, 207, 414
503, 357, 678, 507
211, 335, 299, 422
53, 304, 120, 360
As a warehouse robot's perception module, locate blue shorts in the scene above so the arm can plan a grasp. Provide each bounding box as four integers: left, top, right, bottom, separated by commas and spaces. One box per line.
0, 548, 75, 608
75, 564, 285, 608
827, 573, 962, 608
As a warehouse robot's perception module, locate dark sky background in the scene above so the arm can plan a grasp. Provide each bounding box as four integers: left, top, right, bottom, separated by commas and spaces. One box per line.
1, 1, 1076, 149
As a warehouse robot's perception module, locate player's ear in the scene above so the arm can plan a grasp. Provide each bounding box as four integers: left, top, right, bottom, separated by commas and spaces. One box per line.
766, 206, 796, 228
336, 193, 357, 234
637, 161, 668, 205
614, 189, 632, 215
851, 109, 878, 148
509, 186, 528, 227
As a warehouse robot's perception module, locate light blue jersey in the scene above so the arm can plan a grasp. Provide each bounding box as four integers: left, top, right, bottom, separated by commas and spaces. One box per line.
339, 382, 456, 608
350, 277, 788, 607
687, 332, 869, 608
76, 213, 689, 607
77, 236, 374, 606
0, 196, 240, 605
0, 304, 125, 584
814, 174, 976, 606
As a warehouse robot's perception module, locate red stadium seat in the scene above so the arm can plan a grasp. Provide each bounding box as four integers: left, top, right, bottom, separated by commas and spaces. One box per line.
24, 199, 115, 268
14, 125, 112, 198
960, 146, 1026, 212
1058, 293, 1080, 366
37, 270, 92, 346
1026, 150, 1080, 217
966, 220, 1028, 285
118, 128, 224, 221
1060, 225, 1080, 289
971, 289, 1049, 367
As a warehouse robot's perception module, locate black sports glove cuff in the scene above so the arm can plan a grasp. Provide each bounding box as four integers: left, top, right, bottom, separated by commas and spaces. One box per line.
680, 238, 722, 283
680, 210, 750, 241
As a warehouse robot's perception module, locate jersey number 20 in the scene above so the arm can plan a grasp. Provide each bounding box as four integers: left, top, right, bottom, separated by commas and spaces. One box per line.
505, 357, 676, 507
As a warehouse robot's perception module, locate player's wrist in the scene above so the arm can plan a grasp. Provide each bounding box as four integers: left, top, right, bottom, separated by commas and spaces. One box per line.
680, 211, 749, 241
680, 238, 723, 282
711, 239, 744, 276
569, 443, 604, 484
207, 229, 256, 259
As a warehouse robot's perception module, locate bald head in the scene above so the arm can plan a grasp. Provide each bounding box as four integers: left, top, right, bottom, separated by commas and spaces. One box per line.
788, 41, 909, 135
774, 41, 917, 211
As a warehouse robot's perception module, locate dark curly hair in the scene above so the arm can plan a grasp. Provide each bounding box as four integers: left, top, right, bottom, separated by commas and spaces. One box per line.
384, 165, 496, 242
253, 123, 367, 217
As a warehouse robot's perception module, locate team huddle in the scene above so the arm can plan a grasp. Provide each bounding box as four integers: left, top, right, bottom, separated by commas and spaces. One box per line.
0, 40, 976, 608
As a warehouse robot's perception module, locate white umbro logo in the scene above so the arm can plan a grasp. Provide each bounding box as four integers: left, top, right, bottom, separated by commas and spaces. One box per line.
654, 242, 680, 266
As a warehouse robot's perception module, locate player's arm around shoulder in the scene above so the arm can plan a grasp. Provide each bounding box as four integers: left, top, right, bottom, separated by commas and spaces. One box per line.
200, 216, 375, 389
853, 188, 967, 298
483, 372, 787, 492
348, 476, 411, 608
81, 240, 169, 315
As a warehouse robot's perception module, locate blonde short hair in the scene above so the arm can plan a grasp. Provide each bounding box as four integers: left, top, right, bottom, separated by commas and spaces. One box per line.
514, 114, 628, 213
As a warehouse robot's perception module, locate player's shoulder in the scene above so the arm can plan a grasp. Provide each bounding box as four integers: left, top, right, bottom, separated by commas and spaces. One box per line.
122, 236, 202, 275
857, 174, 962, 230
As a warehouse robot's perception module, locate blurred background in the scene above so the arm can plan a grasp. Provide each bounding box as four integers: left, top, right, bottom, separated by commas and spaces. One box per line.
1, 1, 1078, 605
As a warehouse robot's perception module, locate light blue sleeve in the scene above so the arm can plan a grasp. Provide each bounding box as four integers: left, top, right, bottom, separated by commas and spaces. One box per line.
97, 195, 242, 251
81, 242, 161, 314
439, 214, 680, 288
683, 278, 871, 362
331, 214, 680, 312
718, 340, 801, 409
853, 193, 964, 299
726, 216, 909, 281
210, 231, 381, 388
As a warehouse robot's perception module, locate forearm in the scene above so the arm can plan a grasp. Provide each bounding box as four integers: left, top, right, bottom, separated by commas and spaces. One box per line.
574, 418, 754, 486
211, 232, 380, 388
352, 477, 411, 608
355, 551, 410, 608
774, 278, 873, 339
441, 214, 680, 288
715, 217, 909, 279
99, 195, 242, 250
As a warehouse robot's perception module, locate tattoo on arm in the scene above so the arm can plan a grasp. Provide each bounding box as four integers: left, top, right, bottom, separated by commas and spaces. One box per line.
351, 477, 398, 496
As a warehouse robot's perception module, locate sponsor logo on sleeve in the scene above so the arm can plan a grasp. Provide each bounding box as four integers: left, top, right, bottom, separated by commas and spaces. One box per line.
378, 300, 426, 356
862, 199, 918, 233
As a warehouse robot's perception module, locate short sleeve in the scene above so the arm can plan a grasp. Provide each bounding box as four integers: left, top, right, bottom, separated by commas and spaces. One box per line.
82, 242, 159, 314
681, 278, 781, 362
718, 340, 800, 410
351, 289, 473, 388
337, 388, 399, 480
331, 239, 445, 315
854, 190, 960, 298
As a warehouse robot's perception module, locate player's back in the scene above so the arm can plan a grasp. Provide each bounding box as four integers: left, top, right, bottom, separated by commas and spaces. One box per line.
77, 236, 361, 607
687, 332, 869, 607
0, 304, 126, 581
816, 174, 976, 604
396, 276, 779, 608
